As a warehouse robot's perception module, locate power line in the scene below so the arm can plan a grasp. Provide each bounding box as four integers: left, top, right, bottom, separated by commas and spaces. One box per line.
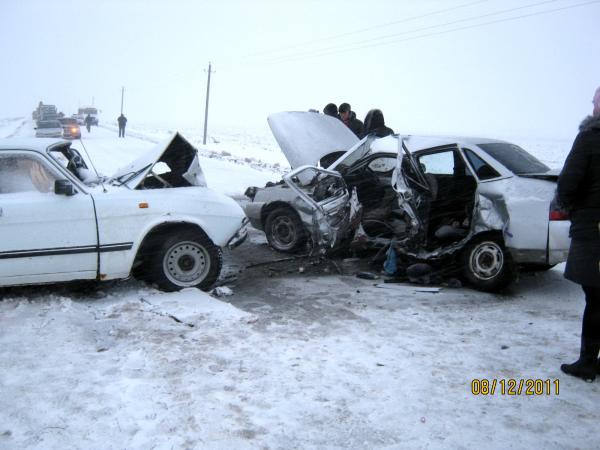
256, 0, 561, 65
256, 0, 599, 66
244, 0, 495, 59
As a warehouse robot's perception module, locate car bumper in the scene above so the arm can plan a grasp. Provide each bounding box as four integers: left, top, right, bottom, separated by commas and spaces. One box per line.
548, 220, 571, 265
226, 218, 249, 249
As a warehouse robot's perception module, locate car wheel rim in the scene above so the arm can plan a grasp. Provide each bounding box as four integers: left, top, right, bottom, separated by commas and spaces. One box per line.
469, 241, 504, 281
163, 241, 210, 287
271, 215, 297, 250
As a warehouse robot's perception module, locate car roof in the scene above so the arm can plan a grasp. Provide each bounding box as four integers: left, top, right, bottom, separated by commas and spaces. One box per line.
370, 134, 511, 153
0, 138, 68, 153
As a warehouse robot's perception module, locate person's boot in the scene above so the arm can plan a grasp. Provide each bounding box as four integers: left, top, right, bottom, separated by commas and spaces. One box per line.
561, 338, 600, 382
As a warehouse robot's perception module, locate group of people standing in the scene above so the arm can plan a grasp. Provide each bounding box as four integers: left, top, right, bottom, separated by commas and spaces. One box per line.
322, 102, 394, 139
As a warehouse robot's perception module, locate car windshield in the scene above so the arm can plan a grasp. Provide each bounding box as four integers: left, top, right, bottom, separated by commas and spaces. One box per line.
38, 121, 61, 128
60, 118, 77, 125
328, 136, 378, 171
478, 142, 549, 174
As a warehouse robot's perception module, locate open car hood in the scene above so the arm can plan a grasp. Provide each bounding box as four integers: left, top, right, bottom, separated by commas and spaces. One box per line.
268, 111, 359, 169
110, 132, 206, 189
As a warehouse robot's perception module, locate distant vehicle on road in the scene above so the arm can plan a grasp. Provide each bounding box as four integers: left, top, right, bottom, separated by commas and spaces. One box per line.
74, 107, 99, 126
34, 120, 63, 138
58, 118, 81, 139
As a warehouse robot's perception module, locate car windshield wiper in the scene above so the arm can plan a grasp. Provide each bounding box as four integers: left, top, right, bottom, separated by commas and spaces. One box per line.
113, 164, 152, 186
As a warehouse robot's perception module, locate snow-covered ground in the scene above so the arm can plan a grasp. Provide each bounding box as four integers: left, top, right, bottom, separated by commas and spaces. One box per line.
0, 117, 27, 139
1, 120, 597, 449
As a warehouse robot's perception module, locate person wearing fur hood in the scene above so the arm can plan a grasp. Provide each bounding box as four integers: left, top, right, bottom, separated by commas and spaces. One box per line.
557, 86, 600, 382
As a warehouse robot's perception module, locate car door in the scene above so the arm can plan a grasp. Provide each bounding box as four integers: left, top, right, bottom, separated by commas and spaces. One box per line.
0, 150, 98, 286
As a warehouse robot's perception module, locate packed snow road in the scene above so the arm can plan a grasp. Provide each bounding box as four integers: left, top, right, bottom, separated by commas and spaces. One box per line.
0, 121, 597, 449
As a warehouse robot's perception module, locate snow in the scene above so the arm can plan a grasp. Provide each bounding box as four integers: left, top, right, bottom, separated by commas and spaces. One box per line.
0, 118, 597, 449
0, 118, 27, 138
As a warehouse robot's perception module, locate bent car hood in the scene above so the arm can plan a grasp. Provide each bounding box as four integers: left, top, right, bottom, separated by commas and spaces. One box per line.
268, 111, 359, 169
110, 132, 207, 189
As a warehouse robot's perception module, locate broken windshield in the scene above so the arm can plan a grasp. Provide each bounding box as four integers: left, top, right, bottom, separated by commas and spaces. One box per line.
328, 136, 377, 172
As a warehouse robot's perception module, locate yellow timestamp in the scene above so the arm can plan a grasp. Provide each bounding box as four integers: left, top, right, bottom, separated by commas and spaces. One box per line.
471, 378, 560, 396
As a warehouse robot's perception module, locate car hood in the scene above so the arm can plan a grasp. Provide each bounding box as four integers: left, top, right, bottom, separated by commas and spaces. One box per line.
268, 111, 359, 169
110, 132, 207, 189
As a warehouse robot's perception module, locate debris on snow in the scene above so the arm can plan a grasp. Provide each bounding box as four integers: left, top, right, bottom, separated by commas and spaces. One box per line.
211, 286, 234, 297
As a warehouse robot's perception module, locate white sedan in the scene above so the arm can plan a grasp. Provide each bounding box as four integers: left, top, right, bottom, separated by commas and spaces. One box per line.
34, 120, 63, 138
0, 134, 247, 291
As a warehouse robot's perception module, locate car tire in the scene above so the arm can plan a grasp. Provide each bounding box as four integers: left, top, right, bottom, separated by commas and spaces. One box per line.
264, 207, 307, 253
461, 236, 515, 292
149, 229, 222, 292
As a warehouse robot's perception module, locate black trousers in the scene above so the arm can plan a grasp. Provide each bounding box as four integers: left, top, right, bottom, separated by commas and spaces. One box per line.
582, 285, 600, 340
118, 126, 125, 137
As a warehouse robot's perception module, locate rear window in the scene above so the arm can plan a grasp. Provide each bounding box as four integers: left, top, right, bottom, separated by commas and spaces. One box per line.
478, 143, 549, 175
38, 121, 61, 128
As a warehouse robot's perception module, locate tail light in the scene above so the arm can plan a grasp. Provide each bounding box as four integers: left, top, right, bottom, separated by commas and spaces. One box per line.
548, 206, 569, 221
549, 194, 569, 221
549, 210, 569, 221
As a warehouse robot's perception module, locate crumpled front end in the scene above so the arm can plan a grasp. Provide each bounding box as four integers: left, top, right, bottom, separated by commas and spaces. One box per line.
308, 187, 361, 252
245, 166, 361, 253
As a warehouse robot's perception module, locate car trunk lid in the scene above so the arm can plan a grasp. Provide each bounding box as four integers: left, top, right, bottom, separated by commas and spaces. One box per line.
517, 169, 560, 182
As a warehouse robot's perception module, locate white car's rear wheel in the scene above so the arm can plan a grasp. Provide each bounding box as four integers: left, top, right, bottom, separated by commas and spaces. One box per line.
462, 236, 515, 292
151, 229, 222, 292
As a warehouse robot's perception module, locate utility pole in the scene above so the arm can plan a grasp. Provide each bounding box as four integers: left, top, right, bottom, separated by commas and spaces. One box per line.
203, 62, 214, 145
120, 87, 125, 114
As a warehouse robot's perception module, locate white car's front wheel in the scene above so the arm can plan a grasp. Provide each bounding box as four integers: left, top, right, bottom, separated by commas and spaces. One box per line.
151, 230, 222, 292
462, 236, 515, 292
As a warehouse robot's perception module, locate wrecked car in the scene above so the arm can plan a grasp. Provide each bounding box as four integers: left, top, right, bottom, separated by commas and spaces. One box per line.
0, 134, 247, 291
244, 111, 571, 291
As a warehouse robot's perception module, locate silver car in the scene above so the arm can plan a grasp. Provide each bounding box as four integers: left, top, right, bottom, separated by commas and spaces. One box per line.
35, 120, 63, 138
244, 112, 571, 291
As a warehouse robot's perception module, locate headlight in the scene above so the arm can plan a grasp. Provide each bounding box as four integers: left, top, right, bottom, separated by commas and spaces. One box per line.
71, 127, 78, 133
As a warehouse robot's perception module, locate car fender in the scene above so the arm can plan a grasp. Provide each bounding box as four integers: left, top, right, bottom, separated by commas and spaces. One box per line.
100, 213, 240, 280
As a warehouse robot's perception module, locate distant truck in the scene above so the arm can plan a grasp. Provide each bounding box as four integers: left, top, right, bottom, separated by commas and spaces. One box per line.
74, 107, 99, 126
34, 103, 58, 122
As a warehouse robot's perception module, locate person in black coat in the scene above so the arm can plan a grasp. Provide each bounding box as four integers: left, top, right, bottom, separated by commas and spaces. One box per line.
339, 102, 364, 137
362, 109, 394, 138
557, 86, 600, 382
117, 114, 128, 138
323, 103, 339, 118
84, 114, 93, 133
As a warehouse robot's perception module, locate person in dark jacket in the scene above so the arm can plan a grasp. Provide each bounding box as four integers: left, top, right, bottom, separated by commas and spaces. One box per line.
339, 102, 364, 137
84, 114, 93, 133
117, 114, 128, 138
557, 86, 600, 382
362, 109, 394, 138
323, 103, 339, 118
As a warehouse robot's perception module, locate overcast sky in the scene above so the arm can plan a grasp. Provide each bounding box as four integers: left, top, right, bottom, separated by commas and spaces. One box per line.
1, 0, 599, 139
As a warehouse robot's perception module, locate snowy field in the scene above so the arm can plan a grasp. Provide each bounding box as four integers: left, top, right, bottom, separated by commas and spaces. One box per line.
1, 120, 598, 450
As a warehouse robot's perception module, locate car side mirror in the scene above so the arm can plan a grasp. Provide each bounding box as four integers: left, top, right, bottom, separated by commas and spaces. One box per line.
55, 179, 75, 196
